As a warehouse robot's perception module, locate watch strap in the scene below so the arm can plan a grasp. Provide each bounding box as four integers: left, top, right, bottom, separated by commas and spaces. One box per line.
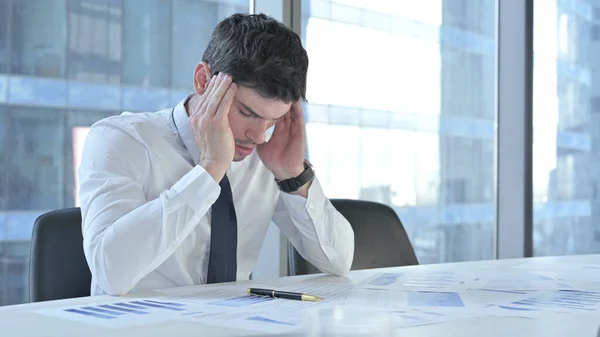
276, 161, 315, 193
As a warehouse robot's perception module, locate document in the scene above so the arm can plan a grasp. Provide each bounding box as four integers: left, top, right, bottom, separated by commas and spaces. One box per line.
174, 281, 478, 332
32, 280, 493, 333
461, 288, 535, 308
475, 271, 576, 291
174, 282, 600, 332
179, 310, 303, 334
390, 308, 479, 329
487, 289, 600, 318
276, 281, 466, 309
163, 283, 325, 333
512, 260, 600, 273
355, 270, 477, 292
513, 260, 600, 285
356, 269, 581, 293
328, 288, 466, 309
34, 297, 209, 328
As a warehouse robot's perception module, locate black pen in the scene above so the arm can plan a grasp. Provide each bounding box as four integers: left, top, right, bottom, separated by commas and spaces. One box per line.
247, 288, 323, 302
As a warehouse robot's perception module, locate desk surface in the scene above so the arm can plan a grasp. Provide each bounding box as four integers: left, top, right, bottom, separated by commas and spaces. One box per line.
3, 255, 600, 336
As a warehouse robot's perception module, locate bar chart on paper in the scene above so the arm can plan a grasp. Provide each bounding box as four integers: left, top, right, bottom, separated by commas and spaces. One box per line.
65, 299, 187, 319
358, 271, 474, 292
496, 290, 600, 316
35, 299, 198, 328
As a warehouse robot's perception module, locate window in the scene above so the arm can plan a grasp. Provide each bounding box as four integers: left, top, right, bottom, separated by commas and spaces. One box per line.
10, 0, 67, 78
0, 0, 8, 73
592, 96, 600, 114
122, 0, 171, 87
301, 0, 497, 264
0, 0, 249, 306
533, 0, 600, 256
170, 0, 249, 89
0, 244, 29, 306
67, 0, 122, 83
5, 107, 66, 210
592, 25, 600, 41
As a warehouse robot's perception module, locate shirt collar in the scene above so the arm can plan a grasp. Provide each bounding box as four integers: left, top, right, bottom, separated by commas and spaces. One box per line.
173, 94, 200, 165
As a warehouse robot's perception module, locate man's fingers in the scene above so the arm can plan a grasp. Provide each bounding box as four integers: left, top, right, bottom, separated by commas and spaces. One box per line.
197, 76, 216, 116
215, 83, 237, 120
268, 116, 288, 143
290, 101, 304, 122
192, 75, 217, 116
205, 73, 233, 116
204, 74, 217, 97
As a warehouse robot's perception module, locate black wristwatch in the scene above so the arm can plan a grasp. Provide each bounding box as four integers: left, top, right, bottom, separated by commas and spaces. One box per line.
276, 160, 315, 193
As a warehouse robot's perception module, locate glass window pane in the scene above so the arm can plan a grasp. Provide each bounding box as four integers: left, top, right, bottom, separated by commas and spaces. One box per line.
2, 0, 251, 307
66, 0, 122, 83
533, 1, 599, 256
0, 257, 28, 306
302, 0, 497, 263
10, 0, 67, 78
5, 107, 66, 210
170, 0, 249, 89
0, 0, 8, 73
122, 0, 171, 87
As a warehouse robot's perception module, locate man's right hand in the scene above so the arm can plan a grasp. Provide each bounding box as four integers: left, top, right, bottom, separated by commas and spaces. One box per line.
189, 73, 238, 182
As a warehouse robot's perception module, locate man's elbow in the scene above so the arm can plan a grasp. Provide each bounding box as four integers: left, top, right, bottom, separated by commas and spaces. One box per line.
334, 233, 355, 276
84, 237, 133, 297
101, 282, 132, 297
320, 243, 354, 276
89, 260, 134, 297
329, 253, 353, 276
92, 262, 134, 296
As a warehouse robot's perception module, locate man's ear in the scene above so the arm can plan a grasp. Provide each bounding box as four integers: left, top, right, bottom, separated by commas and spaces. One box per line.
193, 62, 212, 95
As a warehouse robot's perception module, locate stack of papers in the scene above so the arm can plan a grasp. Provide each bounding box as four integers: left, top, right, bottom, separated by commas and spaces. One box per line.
33, 261, 600, 334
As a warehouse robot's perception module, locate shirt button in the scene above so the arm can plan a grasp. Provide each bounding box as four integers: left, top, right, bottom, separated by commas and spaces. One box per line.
308, 203, 315, 209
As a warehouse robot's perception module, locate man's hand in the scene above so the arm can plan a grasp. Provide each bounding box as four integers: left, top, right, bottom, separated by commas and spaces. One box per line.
189, 73, 238, 182
257, 101, 309, 194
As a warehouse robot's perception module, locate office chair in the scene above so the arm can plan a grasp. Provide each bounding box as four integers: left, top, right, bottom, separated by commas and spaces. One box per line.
29, 207, 91, 302
289, 199, 419, 275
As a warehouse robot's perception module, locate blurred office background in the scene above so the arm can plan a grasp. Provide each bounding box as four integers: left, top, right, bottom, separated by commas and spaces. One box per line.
0, 0, 598, 305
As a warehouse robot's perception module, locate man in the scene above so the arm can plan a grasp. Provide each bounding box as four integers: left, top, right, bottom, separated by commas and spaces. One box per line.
78, 13, 354, 296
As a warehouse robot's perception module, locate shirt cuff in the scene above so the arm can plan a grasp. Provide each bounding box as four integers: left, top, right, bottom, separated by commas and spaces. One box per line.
279, 177, 327, 220
169, 165, 221, 215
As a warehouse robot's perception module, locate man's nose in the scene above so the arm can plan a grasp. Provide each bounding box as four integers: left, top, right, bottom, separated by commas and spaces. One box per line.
247, 120, 270, 144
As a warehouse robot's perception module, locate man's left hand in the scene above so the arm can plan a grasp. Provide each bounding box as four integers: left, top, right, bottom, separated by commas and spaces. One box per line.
257, 101, 309, 194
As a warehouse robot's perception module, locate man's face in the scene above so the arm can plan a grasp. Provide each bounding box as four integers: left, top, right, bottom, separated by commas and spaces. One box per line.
228, 85, 292, 161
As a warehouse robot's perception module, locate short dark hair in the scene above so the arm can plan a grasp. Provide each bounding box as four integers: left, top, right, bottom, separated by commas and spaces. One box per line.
202, 13, 308, 103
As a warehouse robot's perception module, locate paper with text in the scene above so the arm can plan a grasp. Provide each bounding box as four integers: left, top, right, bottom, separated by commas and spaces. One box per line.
355, 270, 477, 292
488, 289, 600, 317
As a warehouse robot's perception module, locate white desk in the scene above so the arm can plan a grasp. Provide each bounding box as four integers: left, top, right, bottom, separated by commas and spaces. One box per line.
2, 255, 600, 336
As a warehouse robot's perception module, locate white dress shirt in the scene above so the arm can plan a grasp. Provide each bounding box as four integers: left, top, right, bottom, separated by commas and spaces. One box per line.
78, 95, 355, 296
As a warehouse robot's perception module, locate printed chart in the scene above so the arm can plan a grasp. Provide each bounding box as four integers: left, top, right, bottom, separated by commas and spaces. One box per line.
407, 292, 465, 308
358, 271, 473, 292
390, 308, 477, 329
36, 299, 196, 328
496, 290, 600, 316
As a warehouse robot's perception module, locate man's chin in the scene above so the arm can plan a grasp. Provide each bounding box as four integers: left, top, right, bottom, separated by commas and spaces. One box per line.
233, 153, 250, 162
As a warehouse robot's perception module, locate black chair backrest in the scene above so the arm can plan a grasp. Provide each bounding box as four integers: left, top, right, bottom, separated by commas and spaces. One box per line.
289, 199, 418, 275
29, 207, 91, 302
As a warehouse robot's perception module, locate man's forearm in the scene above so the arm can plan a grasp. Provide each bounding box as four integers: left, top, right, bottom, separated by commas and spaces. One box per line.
273, 178, 355, 275
81, 165, 220, 295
